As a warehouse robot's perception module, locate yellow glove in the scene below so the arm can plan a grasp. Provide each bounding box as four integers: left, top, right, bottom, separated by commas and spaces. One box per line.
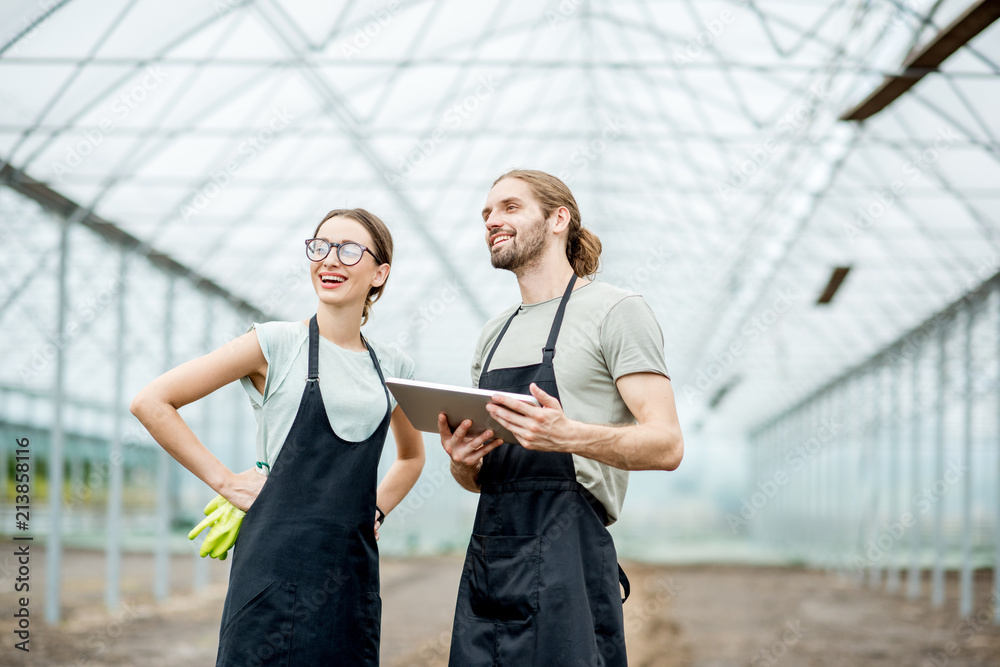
188, 494, 246, 560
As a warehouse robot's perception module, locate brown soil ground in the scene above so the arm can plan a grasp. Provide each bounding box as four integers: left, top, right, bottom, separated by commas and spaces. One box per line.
2, 543, 1000, 666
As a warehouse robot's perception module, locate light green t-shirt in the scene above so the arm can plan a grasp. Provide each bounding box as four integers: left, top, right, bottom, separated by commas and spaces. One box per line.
471, 280, 670, 525
239, 321, 415, 469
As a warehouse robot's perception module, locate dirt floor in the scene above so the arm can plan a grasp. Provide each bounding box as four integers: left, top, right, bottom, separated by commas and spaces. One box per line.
2, 543, 1000, 666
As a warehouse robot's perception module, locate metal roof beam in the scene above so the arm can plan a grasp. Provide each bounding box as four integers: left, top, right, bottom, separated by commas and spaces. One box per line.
252, 0, 489, 322
840, 0, 1000, 121
0, 162, 267, 320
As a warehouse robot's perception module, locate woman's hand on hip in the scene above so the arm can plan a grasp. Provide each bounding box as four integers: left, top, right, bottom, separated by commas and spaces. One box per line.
221, 468, 266, 511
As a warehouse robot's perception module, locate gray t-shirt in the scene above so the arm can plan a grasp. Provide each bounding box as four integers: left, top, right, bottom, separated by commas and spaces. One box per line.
471, 280, 669, 525
239, 321, 415, 469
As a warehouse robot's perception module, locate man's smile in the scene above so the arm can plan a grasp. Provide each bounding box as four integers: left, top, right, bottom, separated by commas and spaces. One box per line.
491, 233, 513, 249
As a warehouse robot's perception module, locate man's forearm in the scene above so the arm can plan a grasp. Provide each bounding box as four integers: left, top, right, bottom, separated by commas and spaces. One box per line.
450, 459, 482, 493
568, 420, 683, 471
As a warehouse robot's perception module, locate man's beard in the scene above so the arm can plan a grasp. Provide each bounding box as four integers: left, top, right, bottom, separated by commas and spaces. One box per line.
490, 215, 547, 272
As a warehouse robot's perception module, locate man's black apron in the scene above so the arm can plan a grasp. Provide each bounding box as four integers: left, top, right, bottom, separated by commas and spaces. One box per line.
449, 275, 629, 667
217, 315, 389, 667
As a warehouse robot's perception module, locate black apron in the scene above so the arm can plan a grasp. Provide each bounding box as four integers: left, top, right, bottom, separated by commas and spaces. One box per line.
449, 275, 630, 667
217, 315, 389, 667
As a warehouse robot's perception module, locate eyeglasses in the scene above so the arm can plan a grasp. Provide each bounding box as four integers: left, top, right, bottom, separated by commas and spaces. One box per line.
305, 238, 383, 266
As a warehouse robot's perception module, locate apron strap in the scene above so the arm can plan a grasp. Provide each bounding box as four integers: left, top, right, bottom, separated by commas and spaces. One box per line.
307, 315, 320, 381
361, 333, 393, 418
543, 274, 577, 364
307, 317, 391, 418
618, 563, 630, 604
482, 274, 579, 374
481, 309, 520, 376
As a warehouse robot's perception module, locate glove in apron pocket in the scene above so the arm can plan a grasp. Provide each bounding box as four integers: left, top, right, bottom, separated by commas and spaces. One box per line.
217, 580, 297, 667
466, 534, 540, 624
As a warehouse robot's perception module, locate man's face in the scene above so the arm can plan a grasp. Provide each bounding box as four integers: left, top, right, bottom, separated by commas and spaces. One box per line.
482, 178, 549, 272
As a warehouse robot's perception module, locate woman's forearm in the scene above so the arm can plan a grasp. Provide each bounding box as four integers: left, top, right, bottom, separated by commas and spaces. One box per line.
375, 456, 424, 516
130, 396, 233, 495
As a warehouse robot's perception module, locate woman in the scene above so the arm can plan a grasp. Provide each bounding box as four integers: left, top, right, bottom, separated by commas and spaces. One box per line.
131, 208, 425, 666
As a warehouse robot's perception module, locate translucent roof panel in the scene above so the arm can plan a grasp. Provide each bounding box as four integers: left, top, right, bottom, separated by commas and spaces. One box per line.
2, 0, 998, 433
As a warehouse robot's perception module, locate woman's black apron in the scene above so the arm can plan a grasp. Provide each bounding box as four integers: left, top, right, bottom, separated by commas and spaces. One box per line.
449, 275, 629, 667
217, 315, 390, 667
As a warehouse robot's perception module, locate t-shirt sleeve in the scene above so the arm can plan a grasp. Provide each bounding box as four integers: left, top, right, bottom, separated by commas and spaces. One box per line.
599, 296, 670, 381
241, 321, 305, 403
471, 331, 488, 387
238, 322, 270, 406
397, 348, 416, 381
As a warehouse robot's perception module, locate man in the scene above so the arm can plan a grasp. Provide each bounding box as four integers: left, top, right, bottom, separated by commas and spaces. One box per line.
439, 169, 683, 666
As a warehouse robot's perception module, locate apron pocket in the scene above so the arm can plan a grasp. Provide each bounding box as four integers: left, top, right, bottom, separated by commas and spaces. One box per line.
218, 580, 297, 667
467, 533, 540, 624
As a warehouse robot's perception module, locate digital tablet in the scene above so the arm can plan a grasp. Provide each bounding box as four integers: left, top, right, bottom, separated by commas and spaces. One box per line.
385, 377, 540, 444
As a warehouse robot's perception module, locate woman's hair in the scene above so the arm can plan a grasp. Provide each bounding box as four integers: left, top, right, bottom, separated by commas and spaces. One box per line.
314, 208, 393, 325
493, 169, 602, 278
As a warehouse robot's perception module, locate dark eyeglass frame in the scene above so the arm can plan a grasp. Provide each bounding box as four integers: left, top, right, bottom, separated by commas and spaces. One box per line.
304, 238, 383, 266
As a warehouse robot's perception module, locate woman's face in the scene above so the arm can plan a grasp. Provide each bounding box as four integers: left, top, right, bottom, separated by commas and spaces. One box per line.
310, 216, 389, 312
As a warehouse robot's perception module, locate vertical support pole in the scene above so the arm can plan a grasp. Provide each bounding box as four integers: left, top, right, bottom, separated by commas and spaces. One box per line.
749, 429, 759, 543
46, 215, 70, 625
812, 397, 822, 566
193, 297, 213, 591
773, 418, 783, 550
154, 276, 175, 602
960, 303, 974, 617
868, 368, 883, 589
0, 391, 7, 505
888, 357, 901, 593
767, 420, 776, 549
908, 343, 923, 599
803, 404, 811, 562
838, 381, 849, 575
932, 319, 947, 608
995, 290, 1000, 624
106, 249, 128, 611
845, 377, 858, 578
995, 289, 1000, 624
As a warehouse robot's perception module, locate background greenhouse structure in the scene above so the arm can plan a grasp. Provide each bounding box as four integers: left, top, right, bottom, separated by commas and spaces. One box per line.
1, 0, 999, 664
